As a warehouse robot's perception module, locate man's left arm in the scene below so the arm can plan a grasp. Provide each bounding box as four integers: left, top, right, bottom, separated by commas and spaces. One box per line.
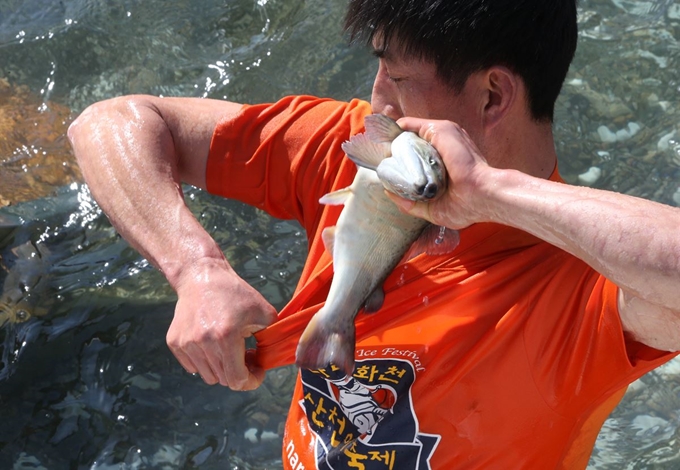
480, 169, 680, 351
391, 118, 680, 351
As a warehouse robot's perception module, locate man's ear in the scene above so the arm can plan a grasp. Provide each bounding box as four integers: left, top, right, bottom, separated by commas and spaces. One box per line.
481, 66, 518, 129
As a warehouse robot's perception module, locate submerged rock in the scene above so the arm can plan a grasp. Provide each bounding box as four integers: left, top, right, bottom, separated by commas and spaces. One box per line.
0, 77, 80, 207
578, 166, 603, 186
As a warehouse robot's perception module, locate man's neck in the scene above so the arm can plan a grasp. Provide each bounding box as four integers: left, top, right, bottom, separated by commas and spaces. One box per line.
487, 119, 557, 180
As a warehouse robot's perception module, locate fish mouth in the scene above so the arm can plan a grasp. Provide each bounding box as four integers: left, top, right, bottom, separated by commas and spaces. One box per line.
377, 159, 446, 201
415, 182, 439, 199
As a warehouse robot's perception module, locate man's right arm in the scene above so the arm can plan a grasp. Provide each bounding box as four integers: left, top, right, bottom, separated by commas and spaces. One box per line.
68, 95, 277, 390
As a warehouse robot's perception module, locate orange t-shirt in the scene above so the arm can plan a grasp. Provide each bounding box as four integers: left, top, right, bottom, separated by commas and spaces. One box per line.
206, 95, 677, 469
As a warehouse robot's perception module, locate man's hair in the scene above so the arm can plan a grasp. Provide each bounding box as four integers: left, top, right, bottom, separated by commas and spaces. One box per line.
344, 0, 578, 122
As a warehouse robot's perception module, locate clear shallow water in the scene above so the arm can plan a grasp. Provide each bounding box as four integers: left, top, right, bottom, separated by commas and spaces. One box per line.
1, 0, 680, 468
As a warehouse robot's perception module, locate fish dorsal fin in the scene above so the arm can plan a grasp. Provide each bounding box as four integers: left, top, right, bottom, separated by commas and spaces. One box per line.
319, 188, 352, 206
321, 226, 336, 257
341, 133, 390, 170
364, 114, 403, 143
403, 225, 460, 261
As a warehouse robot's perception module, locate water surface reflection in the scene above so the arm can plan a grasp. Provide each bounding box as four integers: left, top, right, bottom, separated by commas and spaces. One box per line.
2, 0, 680, 468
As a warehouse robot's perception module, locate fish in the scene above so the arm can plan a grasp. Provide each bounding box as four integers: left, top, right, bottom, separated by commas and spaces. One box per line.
295, 114, 459, 376
347, 114, 448, 202
0, 240, 54, 327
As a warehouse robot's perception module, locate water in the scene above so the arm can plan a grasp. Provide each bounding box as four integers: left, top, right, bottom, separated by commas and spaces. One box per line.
1, 0, 680, 468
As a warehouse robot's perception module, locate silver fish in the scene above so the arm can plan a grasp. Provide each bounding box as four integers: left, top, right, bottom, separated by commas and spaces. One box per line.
0, 241, 53, 326
295, 114, 459, 376
346, 114, 447, 202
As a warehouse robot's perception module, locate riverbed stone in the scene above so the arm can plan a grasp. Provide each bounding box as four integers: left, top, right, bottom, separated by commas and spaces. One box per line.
0, 77, 81, 207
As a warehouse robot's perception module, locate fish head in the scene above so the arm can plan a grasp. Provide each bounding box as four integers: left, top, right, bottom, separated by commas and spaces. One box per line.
0, 241, 53, 325
377, 132, 447, 201
0, 283, 34, 325
0, 303, 32, 326
0, 280, 42, 325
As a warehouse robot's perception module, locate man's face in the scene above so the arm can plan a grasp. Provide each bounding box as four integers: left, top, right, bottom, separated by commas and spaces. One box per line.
370, 38, 482, 140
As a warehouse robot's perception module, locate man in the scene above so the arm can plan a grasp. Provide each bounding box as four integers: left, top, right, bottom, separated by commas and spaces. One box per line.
68, 0, 680, 468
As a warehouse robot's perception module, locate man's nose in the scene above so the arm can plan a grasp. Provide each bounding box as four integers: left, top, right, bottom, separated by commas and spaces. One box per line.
371, 64, 402, 120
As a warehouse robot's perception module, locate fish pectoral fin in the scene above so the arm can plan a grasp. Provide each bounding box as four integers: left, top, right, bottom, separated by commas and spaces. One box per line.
341, 133, 390, 170
364, 114, 403, 142
321, 226, 336, 256
363, 287, 385, 313
423, 225, 460, 255
402, 225, 461, 262
401, 240, 427, 263
319, 188, 352, 206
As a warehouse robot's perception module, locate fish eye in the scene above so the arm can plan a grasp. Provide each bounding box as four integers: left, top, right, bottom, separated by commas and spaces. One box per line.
16, 310, 29, 321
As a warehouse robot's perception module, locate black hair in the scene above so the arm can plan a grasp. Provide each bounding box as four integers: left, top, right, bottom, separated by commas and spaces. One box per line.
344, 0, 578, 122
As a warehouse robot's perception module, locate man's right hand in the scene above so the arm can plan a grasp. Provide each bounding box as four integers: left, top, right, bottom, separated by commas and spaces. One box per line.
168, 255, 277, 390
67, 95, 274, 390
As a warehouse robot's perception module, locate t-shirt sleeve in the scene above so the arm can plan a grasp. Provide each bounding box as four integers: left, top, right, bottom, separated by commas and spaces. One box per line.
523, 255, 678, 415
205, 95, 371, 233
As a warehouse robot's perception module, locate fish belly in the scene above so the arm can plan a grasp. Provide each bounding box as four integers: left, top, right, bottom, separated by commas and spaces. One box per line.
295, 168, 426, 375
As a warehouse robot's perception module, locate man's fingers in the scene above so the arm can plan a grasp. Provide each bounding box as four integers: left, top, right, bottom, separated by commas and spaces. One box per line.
385, 191, 434, 223
395, 117, 440, 143
205, 345, 231, 386
169, 342, 198, 374
385, 191, 415, 212
168, 331, 219, 384
245, 348, 266, 387
396, 117, 469, 149
193, 357, 220, 385
232, 345, 269, 390
169, 331, 265, 390
193, 338, 253, 388
395, 117, 424, 132
175, 355, 198, 376
245, 348, 261, 371
212, 341, 258, 390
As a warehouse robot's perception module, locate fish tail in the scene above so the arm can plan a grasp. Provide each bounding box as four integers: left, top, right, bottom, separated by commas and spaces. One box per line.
295, 312, 356, 376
